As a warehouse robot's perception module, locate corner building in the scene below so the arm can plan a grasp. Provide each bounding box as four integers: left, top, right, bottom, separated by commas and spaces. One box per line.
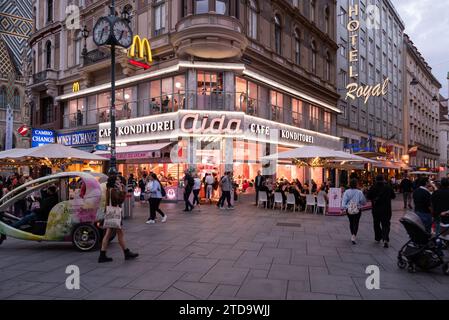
28, 0, 342, 198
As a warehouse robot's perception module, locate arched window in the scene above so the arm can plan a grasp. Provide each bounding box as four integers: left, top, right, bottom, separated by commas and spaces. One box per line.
274, 14, 282, 55
325, 51, 331, 81
13, 89, 20, 109
310, 0, 316, 23
47, 0, 53, 22
216, 0, 229, 15
195, 0, 208, 14
248, 0, 258, 40
46, 41, 52, 69
325, 6, 330, 34
0, 87, 6, 108
294, 28, 301, 65
311, 40, 317, 74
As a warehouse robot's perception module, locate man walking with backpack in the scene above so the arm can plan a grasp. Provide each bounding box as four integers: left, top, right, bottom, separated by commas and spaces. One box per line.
183, 170, 194, 212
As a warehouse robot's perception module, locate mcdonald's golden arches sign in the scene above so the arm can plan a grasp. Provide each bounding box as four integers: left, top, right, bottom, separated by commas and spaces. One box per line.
127, 35, 153, 69
72, 82, 80, 93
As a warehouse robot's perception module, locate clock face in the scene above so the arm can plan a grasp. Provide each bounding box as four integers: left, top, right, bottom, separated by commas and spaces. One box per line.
113, 19, 133, 48
93, 17, 112, 46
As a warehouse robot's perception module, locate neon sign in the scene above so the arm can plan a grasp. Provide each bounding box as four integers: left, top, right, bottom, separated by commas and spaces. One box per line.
345, 4, 389, 103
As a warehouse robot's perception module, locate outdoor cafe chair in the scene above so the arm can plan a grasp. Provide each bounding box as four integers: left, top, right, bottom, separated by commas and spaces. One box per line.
285, 193, 297, 212
272, 192, 283, 210
257, 191, 268, 209
316, 195, 327, 215
305, 194, 316, 214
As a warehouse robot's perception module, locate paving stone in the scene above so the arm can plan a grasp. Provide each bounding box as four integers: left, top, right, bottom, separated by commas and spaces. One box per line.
84, 287, 141, 300
131, 290, 163, 300
201, 265, 249, 286
173, 281, 217, 299
310, 273, 360, 297
126, 270, 184, 291
291, 253, 326, 267
233, 241, 264, 251
171, 257, 218, 273
6, 294, 55, 300
234, 251, 273, 270
287, 291, 337, 300
157, 287, 198, 300
236, 279, 288, 300
210, 284, 240, 297
268, 264, 308, 281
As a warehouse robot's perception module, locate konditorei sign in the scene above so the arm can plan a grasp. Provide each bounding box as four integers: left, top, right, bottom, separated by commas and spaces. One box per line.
98, 111, 340, 149
345, 4, 389, 103
31, 128, 55, 147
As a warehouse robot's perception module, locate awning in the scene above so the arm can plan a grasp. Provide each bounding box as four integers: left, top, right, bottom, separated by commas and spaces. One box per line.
373, 160, 411, 170
94, 142, 172, 160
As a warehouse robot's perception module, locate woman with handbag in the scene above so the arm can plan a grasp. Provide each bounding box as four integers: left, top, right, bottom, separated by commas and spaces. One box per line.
341, 179, 367, 245
146, 173, 167, 224
99, 175, 139, 263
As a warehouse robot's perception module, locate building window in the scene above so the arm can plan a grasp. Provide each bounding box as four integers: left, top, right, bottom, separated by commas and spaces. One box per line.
340, 7, 346, 26
325, 51, 331, 81
74, 31, 81, 66
311, 40, 317, 74
310, 0, 316, 23
292, 98, 303, 126
248, 0, 258, 40
47, 0, 53, 22
13, 89, 20, 109
340, 39, 347, 56
216, 0, 229, 15
341, 70, 347, 86
294, 29, 301, 65
323, 111, 331, 134
154, 1, 166, 36
324, 6, 330, 34
274, 14, 282, 55
0, 87, 6, 108
42, 97, 54, 124
292, 0, 299, 7
270, 90, 283, 122
45, 41, 52, 69
195, 0, 208, 14
310, 105, 320, 131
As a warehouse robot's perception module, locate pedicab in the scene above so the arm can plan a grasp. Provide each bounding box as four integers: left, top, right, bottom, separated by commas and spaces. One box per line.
0, 172, 111, 251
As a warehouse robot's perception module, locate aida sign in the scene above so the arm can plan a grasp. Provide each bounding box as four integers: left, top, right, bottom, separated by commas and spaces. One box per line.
127, 35, 152, 69
345, 4, 389, 103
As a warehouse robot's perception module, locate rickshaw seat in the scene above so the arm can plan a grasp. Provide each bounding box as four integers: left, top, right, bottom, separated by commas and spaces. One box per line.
31, 221, 47, 236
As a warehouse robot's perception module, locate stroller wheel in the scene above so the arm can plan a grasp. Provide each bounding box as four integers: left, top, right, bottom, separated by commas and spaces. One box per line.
407, 264, 416, 274
443, 262, 449, 276
397, 259, 407, 269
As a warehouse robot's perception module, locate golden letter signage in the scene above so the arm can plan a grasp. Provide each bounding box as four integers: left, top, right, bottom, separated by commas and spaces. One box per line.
345, 5, 389, 104
72, 82, 80, 93
128, 35, 153, 69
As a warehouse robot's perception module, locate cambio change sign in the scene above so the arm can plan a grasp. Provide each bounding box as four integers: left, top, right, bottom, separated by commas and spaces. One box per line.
31, 129, 55, 147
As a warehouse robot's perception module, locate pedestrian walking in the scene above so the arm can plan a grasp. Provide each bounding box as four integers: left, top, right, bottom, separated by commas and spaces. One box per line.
183, 170, 194, 212
400, 174, 413, 209
367, 175, 396, 248
205, 173, 214, 204
217, 172, 234, 210
99, 173, 139, 263
342, 179, 367, 245
138, 174, 147, 203
412, 177, 433, 233
431, 178, 449, 235
254, 170, 266, 205
146, 173, 167, 224
192, 174, 201, 206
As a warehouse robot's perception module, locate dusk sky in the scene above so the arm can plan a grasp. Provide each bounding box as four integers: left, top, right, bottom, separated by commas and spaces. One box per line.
392, 0, 449, 97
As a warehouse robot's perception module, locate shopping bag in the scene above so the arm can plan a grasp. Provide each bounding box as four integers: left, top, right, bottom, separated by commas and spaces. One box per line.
103, 206, 122, 229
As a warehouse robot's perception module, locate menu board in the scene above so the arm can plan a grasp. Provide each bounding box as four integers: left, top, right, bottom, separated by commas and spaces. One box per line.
327, 188, 344, 216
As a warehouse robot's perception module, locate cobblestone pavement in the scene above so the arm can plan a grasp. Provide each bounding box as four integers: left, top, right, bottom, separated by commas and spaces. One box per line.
1, 194, 448, 300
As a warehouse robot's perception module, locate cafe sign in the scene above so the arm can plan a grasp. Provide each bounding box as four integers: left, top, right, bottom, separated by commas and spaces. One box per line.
345, 4, 389, 103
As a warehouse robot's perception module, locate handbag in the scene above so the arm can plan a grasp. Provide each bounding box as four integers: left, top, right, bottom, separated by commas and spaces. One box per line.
103, 189, 122, 229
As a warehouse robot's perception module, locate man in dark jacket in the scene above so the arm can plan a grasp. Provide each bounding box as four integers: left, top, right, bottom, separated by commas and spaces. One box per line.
413, 177, 433, 233
183, 170, 194, 212
12, 186, 59, 229
367, 175, 396, 248
400, 174, 413, 209
254, 170, 265, 205
431, 178, 449, 234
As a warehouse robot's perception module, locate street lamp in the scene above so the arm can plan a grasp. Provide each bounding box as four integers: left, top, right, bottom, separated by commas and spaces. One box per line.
81, 25, 89, 57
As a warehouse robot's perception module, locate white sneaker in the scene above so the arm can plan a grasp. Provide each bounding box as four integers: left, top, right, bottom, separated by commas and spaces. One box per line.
146, 220, 156, 224
161, 215, 167, 223
219, 206, 226, 210
226, 206, 235, 210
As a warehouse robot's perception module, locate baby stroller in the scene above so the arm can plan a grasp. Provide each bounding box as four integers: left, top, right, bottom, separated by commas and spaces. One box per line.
398, 212, 449, 275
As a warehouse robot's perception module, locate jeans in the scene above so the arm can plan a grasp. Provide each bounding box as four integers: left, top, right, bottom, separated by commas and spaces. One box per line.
347, 212, 361, 236
403, 192, 412, 208
206, 185, 213, 200
372, 212, 392, 242
192, 189, 200, 206
218, 191, 232, 208
416, 211, 433, 233
255, 188, 260, 204
12, 212, 38, 229
148, 198, 165, 220
184, 188, 194, 211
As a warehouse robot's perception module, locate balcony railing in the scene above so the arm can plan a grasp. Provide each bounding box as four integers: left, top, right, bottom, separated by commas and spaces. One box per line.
83, 49, 110, 67
61, 92, 331, 133
32, 69, 57, 84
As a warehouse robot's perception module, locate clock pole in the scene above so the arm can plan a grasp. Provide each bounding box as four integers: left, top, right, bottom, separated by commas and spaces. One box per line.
109, 0, 117, 174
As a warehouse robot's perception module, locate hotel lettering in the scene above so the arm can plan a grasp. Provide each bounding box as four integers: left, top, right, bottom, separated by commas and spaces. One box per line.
345, 4, 389, 103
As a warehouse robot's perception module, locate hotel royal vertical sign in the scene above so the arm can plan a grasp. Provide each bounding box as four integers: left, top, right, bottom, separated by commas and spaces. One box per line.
345, 4, 389, 103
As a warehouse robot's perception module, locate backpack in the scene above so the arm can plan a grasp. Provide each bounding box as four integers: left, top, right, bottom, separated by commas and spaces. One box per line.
160, 185, 166, 198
